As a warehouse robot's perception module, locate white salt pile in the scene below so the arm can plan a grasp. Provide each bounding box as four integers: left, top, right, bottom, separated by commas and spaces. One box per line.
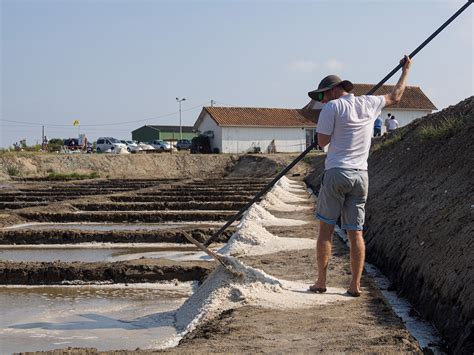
270, 184, 307, 203
160, 258, 349, 348
276, 176, 308, 194
241, 203, 307, 227
260, 189, 311, 212
217, 220, 314, 257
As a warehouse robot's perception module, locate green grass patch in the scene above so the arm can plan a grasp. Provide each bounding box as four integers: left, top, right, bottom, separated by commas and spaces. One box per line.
6, 165, 20, 176
417, 115, 465, 141
302, 155, 315, 164
371, 134, 402, 152
46, 172, 100, 181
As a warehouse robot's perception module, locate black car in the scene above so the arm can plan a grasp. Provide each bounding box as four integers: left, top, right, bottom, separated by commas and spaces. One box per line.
176, 139, 192, 151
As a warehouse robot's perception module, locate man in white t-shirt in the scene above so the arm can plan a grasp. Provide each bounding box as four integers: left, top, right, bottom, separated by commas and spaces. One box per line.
384, 113, 392, 133
307, 55, 412, 297
387, 115, 400, 131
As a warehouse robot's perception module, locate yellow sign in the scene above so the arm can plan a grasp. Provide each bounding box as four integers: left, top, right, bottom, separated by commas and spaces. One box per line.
73, 120, 79, 126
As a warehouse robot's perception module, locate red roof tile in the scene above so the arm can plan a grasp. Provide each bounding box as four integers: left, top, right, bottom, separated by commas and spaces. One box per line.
351, 84, 437, 110
203, 107, 316, 127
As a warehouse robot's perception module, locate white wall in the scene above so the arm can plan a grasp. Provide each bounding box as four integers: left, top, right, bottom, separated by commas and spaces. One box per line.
197, 114, 222, 152
221, 126, 308, 153
380, 109, 432, 133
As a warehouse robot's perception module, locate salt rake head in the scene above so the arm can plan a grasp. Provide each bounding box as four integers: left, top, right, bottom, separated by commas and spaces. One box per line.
216, 254, 245, 279
180, 231, 244, 278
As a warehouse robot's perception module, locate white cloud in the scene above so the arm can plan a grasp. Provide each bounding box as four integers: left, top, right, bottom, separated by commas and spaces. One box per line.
288, 59, 319, 73
324, 59, 344, 71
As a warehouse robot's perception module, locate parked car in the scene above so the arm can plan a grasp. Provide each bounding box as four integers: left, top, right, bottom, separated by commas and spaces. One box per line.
120, 140, 142, 153
176, 139, 192, 151
191, 135, 212, 154
96, 137, 127, 153
149, 140, 172, 152
137, 142, 155, 151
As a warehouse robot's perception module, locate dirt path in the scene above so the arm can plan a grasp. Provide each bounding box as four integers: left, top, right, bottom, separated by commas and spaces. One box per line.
166, 206, 421, 354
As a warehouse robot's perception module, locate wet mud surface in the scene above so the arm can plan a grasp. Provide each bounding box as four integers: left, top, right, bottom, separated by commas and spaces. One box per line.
0, 228, 233, 245
72, 201, 245, 211
0, 258, 213, 284
110, 195, 251, 202
17, 211, 237, 223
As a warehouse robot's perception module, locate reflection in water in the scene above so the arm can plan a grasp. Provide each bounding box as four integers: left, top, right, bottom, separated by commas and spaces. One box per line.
4, 222, 223, 231
0, 283, 193, 352
0, 245, 208, 263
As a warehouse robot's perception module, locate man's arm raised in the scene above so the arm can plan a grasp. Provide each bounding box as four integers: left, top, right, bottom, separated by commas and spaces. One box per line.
384, 55, 412, 107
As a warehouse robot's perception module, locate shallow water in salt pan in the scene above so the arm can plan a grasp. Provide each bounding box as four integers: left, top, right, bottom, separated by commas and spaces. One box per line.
0, 283, 193, 353
3, 222, 223, 231
0, 245, 210, 263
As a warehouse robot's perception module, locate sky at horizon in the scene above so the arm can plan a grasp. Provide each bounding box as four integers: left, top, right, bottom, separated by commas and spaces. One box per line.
1, 0, 473, 148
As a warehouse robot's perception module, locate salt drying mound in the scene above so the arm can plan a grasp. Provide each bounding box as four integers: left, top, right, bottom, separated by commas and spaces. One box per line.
240, 204, 307, 227
218, 220, 314, 256
364, 97, 473, 353
259, 190, 310, 212
269, 185, 308, 203
276, 176, 308, 193
169, 257, 348, 348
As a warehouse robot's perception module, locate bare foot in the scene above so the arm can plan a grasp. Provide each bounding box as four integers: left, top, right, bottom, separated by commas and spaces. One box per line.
309, 283, 327, 293
346, 288, 361, 297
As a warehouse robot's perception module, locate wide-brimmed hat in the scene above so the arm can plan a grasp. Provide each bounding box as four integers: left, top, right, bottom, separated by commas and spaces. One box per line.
308, 75, 354, 100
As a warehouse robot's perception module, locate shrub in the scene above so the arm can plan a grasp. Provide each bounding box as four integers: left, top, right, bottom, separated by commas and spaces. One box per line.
6, 165, 20, 176
371, 134, 402, 152
417, 115, 465, 141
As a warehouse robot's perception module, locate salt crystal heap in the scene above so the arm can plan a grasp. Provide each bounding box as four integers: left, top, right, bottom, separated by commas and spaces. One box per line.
241, 203, 307, 227
166, 256, 348, 348
277, 176, 308, 193
260, 189, 311, 212
217, 177, 313, 256
172, 257, 282, 341
218, 219, 314, 256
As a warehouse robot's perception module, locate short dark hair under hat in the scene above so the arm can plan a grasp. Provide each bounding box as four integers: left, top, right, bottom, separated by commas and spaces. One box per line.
308, 75, 354, 100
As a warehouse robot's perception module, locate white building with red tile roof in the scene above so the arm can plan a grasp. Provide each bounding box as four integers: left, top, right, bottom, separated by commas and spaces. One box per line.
193, 84, 436, 154
193, 106, 316, 154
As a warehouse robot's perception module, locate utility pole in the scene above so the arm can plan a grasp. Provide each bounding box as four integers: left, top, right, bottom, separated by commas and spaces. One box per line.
176, 97, 186, 140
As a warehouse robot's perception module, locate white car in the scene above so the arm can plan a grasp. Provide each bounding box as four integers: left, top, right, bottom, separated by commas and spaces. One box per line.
137, 142, 155, 151
96, 137, 127, 153
149, 140, 172, 152
121, 140, 142, 153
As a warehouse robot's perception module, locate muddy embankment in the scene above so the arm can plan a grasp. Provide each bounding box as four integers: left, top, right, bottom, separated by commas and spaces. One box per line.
0, 259, 213, 285
0, 152, 306, 181
0, 228, 233, 245
306, 96, 473, 354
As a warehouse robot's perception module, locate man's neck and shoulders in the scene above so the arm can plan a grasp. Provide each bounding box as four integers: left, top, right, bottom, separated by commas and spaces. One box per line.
323, 92, 384, 110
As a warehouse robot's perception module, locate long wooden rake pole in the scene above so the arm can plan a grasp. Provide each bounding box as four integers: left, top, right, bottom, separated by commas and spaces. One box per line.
204, 0, 472, 247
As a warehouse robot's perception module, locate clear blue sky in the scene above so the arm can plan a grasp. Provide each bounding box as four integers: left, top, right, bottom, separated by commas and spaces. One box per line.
1, 0, 472, 148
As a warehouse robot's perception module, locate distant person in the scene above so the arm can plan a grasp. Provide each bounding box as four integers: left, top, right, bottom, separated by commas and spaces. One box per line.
387, 115, 399, 132
384, 113, 392, 133
306, 55, 412, 297
373, 116, 382, 137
